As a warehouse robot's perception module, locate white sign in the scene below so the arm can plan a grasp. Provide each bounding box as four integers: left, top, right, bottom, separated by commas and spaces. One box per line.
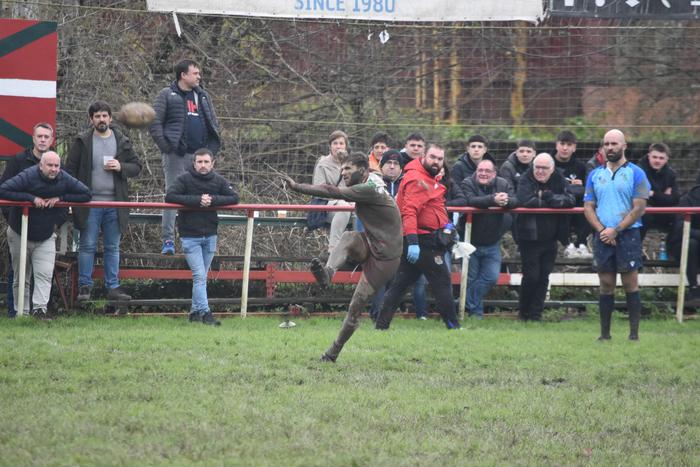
146, 0, 544, 22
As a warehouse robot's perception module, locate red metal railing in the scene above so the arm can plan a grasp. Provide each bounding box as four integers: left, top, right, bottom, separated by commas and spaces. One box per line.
1, 200, 698, 322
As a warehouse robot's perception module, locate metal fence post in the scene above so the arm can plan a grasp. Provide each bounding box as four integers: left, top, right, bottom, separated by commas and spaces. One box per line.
675, 215, 691, 323
16, 206, 29, 317
240, 209, 255, 318
458, 212, 472, 320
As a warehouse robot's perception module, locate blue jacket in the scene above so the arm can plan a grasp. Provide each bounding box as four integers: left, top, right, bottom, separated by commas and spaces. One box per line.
0, 166, 91, 241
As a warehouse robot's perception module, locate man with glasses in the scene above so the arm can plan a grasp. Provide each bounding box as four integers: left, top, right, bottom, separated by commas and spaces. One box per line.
453, 159, 516, 319
515, 153, 575, 321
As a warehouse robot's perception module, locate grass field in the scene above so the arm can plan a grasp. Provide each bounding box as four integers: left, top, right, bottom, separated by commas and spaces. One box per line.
1, 314, 698, 466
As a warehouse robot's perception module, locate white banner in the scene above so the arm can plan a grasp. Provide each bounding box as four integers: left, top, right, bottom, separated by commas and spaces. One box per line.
146, 0, 544, 22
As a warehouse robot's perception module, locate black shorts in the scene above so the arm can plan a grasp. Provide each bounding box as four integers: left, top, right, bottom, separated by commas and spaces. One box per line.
593, 228, 643, 273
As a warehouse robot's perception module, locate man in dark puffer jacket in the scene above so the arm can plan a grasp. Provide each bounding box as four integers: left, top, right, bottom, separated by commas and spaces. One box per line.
515, 153, 575, 322
150, 58, 221, 255
165, 148, 238, 326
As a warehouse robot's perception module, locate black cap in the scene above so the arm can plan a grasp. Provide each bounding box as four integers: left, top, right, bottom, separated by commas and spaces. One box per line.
468, 134, 488, 145
380, 149, 402, 167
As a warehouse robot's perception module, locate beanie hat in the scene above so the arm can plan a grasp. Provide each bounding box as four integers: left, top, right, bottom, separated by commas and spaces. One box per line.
468, 134, 488, 145
380, 149, 402, 167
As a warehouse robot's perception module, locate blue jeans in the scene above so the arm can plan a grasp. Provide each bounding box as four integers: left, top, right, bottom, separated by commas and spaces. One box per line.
466, 243, 501, 317
182, 235, 217, 315
79, 208, 121, 289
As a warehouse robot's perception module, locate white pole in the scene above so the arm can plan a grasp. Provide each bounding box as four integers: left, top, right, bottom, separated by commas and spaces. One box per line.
16, 207, 29, 317
458, 214, 472, 320
240, 210, 255, 318
676, 217, 691, 323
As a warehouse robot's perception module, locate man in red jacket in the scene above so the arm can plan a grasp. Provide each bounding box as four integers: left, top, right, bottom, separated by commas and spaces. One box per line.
375, 143, 461, 330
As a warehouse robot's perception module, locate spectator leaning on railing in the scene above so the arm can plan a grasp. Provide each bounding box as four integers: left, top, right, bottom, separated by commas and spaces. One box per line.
0, 122, 55, 318
0, 152, 91, 319
637, 142, 679, 240
165, 148, 239, 326
515, 153, 575, 322
449, 159, 517, 319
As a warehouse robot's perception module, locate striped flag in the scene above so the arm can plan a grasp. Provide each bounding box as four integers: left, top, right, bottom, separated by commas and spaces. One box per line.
0, 19, 57, 156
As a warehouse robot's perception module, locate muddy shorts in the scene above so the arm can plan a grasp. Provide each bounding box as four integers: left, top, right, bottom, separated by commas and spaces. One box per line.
360, 235, 401, 290
593, 228, 643, 273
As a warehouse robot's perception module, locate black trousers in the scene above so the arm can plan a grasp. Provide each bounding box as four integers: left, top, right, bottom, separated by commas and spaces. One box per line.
376, 239, 460, 329
518, 240, 558, 321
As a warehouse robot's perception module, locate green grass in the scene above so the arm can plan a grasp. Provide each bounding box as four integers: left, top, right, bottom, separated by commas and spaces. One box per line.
1, 315, 698, 466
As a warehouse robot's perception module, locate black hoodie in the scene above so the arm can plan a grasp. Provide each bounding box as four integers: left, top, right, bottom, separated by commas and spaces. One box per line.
553, 153, 587, 204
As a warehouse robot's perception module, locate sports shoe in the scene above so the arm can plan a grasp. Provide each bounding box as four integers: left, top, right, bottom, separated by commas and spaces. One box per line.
577, 244, 593, 259
563, 243, 578, 258
188, 313, 202, 323
310, 257, 331, 288
161, 240, 175, 255
76, 285, 92, 302
107, 287, 131, 301
30, 307, 51, 320
320, 353, 337, 363
201, 312, 221, 326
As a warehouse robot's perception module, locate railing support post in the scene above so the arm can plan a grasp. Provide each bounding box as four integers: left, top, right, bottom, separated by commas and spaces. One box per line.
240, 209, 255, 318
16, 206, 29, 317
458, 212, 472, 320
676, 215, 691, 323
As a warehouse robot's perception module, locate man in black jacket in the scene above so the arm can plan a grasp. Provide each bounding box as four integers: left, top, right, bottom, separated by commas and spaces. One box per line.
553, 130, 592, 259
638, 143, 679, 240
398, 132, 426, 168
1, 122, 55, 317
165, 148, 238, 326
499, 139, 536, 191
515, 153, 575, 321
452, 159, 516, 319
149, 59, 221, 256
0, 152, 91, 318
66, 101, 142, 303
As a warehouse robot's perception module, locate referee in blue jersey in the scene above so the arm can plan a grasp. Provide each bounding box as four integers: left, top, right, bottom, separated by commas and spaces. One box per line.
584, 129, 651, 341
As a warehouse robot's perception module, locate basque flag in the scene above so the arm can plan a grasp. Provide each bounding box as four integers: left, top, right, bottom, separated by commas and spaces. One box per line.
0, 19, 57, 157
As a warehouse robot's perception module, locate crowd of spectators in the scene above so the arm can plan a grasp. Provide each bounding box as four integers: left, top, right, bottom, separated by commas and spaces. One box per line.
2, 58, 698, 327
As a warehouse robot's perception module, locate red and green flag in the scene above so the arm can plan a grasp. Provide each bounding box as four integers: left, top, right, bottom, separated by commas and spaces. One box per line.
0, 18, 57, 156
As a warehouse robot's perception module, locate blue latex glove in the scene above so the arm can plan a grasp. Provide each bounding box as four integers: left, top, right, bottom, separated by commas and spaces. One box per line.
407, 244, 420, 263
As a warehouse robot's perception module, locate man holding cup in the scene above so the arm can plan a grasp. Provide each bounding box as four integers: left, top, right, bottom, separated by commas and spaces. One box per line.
66, 101, 142, 302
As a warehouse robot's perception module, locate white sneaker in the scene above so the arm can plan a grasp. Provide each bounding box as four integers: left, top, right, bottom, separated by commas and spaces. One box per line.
563, 243, 578, 258
577, 244, 593, 259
